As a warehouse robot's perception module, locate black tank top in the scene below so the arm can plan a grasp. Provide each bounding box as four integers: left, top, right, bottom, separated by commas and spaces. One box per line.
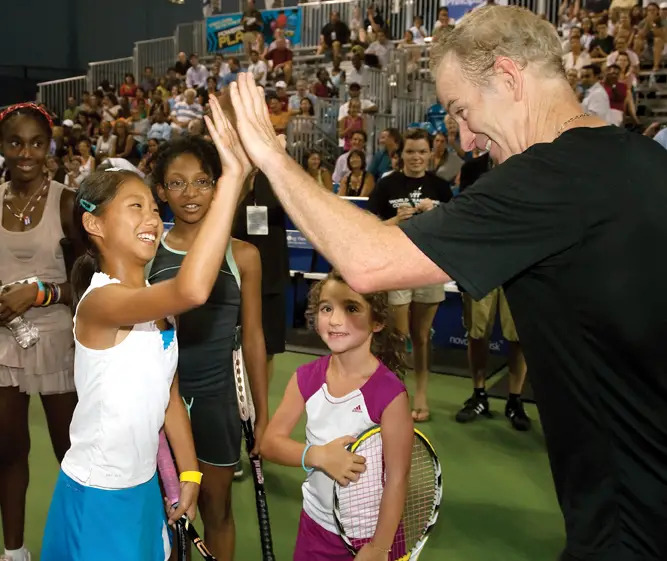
148, 235, 241, 397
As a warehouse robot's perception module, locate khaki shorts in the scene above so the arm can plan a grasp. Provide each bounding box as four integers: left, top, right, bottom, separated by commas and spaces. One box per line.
388, 284, 445, 306
462, 288, 518, 342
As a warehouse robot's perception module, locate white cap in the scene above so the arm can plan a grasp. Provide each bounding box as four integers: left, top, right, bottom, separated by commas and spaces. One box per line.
62, 119, 74, 127
275, 80, 287, 89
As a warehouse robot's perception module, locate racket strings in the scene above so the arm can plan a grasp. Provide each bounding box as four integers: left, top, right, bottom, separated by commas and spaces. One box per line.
335, 433, 439, 560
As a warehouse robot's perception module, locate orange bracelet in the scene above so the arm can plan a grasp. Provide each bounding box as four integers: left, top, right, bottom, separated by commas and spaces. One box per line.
33, 281, 45, 306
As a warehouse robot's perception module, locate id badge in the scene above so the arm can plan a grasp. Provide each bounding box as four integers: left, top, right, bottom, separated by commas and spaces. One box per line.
247, 206, 269, 235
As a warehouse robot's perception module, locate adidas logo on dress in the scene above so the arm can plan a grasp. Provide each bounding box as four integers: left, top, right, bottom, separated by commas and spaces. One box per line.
352, 405, 362, 413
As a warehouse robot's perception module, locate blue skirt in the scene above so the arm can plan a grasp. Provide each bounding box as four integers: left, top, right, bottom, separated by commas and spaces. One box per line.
41, 470, 170, 561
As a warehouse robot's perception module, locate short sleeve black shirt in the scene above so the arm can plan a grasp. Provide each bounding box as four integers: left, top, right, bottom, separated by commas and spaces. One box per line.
367, 171, 451, 221
401, 126, 667, 560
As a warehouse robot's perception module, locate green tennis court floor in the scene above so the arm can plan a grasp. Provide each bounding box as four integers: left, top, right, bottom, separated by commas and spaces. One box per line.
6, 353, 565, 560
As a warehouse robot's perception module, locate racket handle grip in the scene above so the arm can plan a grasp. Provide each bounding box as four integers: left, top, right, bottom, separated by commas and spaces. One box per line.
157, 430, 180, 506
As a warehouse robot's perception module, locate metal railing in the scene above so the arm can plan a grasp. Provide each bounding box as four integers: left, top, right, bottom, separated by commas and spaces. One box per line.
89, 57, 134, 92
133, 37, 176, 79
287, 117, 341, 168
36, 75, 88, 118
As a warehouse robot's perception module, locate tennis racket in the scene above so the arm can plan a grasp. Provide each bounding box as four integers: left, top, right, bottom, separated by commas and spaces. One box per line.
157, 430, 217, 561
333, 426, 442, 560
233, 327, 276, 561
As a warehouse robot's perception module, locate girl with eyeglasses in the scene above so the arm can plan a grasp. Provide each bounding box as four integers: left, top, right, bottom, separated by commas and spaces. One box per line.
148, 134, 269, 560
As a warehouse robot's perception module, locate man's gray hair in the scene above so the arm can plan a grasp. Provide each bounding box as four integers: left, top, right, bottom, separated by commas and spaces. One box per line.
430, 5, 564, 85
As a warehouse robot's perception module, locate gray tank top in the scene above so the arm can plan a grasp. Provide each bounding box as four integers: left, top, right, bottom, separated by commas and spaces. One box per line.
148, 234, 241, 397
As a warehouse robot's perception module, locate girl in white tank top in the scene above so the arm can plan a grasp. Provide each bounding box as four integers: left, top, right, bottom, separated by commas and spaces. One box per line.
41, 98, 254, 561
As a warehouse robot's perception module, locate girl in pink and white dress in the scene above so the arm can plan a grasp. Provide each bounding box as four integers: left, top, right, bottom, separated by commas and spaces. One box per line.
261, 272, 414, 561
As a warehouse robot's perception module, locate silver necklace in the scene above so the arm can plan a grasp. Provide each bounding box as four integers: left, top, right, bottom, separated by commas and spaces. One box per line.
3, 177, 50, 227
556, 112, 590, 137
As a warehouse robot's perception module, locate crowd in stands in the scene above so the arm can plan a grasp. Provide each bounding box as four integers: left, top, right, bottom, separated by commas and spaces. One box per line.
1, 0, 666, 188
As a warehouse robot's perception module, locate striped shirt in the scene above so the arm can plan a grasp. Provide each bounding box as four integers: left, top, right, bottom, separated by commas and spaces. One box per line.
171, 101, 203, 125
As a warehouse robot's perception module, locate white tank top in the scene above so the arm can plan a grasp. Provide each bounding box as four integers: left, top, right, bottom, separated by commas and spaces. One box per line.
61, 272, 178, 489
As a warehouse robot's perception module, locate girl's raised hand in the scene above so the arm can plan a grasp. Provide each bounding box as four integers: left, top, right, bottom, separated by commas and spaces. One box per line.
205, 93, 253, 181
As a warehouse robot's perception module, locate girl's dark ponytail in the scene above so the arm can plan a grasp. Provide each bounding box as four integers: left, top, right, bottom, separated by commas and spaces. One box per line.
372, 325, 408, 379
71, 168, 142, 307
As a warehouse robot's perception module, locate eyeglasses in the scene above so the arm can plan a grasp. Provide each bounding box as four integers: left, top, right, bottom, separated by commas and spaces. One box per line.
165, 178, 214, 191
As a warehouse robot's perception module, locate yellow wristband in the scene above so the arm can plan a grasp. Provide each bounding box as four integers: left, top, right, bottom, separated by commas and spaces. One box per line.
179, 471, 203, 485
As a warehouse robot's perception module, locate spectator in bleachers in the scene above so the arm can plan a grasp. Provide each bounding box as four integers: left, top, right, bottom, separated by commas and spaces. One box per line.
566, 68, 585, 100
148, 90, 169, 120
76, 112, 96, 143
339, 83, 377, 119
46, 154, 66, 183
615, 51, 638, 88
637, 2, 665, 71
630, 4, 643, 26
186, 53, 209, 90
171, 88, 204, 135
268, 95, 290, 134
349, 5, 366, 43
367, 128, 451, 422
119, 74, 137, 98
117, 96, 131, 119
562, 25, 581, 54
409, 15, 428, 44
580, 18, 596, 51
166, 67, 180, 90
97, 80, 115, 97
338, 149, 375, 197
113, 119, 137, 161
131, 87, 148, 111
603, 64, 640, 126
607, 34, 640, 68
347, 52, 371, 89
137, 137, 161, 176
155, 77, 170, 100
563, 35, 592, 72
187, 118, 205, 137
222, 57, 241, 86
364, 4, 385, 35
148, 109, 171, 142
290, 98, 316, 136
63, 96, 79, 122
369, 127, 401, 180
288, 79, 318, 115
312, 68, 336, 98
365, 28, 394, 68
67, 123, 85, 152
78, 91, 92, 114
662, 1, 667, 26
129, 107, 150, 151
400, 30, 423, 75
211, 61, 226, 90
242, 0, 265, 57
303, 150, 333, 191
329, 54, 344, 84
265, 28, 292, 55
433, 7, 455, 31
338, 99, 366, 151
76, 137, 95, 178
248, 50, 268, 86
318, 11, 350, 59
140, 66, 157, 93
590, 18, 616, 59
63, 154, 84, 188
206, 76, 219, 101
95, 121, 117, 161
266, 37, 293, 85
430, 131, 463, 183
213, 54, 230, 80
275, 81, 290, 111
443, 114, 467, 160
168, 85, 182, 112
581, 63, 612, 122
332, 130, 370, 183
174, 51, 191, 77
101, 94, 121, 122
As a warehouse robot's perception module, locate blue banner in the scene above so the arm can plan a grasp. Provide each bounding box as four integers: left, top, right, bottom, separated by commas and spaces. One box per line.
207, 7, 302, 54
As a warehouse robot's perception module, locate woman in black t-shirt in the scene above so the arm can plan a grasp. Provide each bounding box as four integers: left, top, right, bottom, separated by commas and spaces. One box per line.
368, 129, 451, 422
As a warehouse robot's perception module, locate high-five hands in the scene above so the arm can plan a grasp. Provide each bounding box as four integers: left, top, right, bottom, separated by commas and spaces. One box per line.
228, 74, 289, 169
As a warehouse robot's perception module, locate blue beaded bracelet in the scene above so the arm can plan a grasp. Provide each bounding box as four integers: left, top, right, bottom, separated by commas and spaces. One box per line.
301, 443, 314, 474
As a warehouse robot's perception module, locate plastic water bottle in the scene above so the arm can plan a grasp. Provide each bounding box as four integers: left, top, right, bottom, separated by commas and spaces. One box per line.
6, 316, 40, 349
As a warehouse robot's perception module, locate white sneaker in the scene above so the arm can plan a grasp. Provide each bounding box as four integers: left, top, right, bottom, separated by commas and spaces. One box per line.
0, 551, 31, 561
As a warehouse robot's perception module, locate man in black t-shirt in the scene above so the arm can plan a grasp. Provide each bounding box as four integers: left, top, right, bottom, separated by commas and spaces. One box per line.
368, 129, 451, 422
227, 6, 667, 559
319, 11, 350, 59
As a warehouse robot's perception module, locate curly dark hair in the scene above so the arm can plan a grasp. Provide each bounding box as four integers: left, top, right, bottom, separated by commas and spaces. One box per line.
305, 271, 407, 378
152, 135, 222, 187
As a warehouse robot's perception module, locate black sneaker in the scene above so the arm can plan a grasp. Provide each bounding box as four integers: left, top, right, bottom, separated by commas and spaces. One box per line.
505, 398, 531, 431
455, 393, 492, 423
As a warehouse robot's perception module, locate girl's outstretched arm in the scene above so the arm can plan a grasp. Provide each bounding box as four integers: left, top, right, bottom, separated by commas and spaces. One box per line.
77, 95, 252, 329
357, 392, 413, 559
164, 373, 200, 524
